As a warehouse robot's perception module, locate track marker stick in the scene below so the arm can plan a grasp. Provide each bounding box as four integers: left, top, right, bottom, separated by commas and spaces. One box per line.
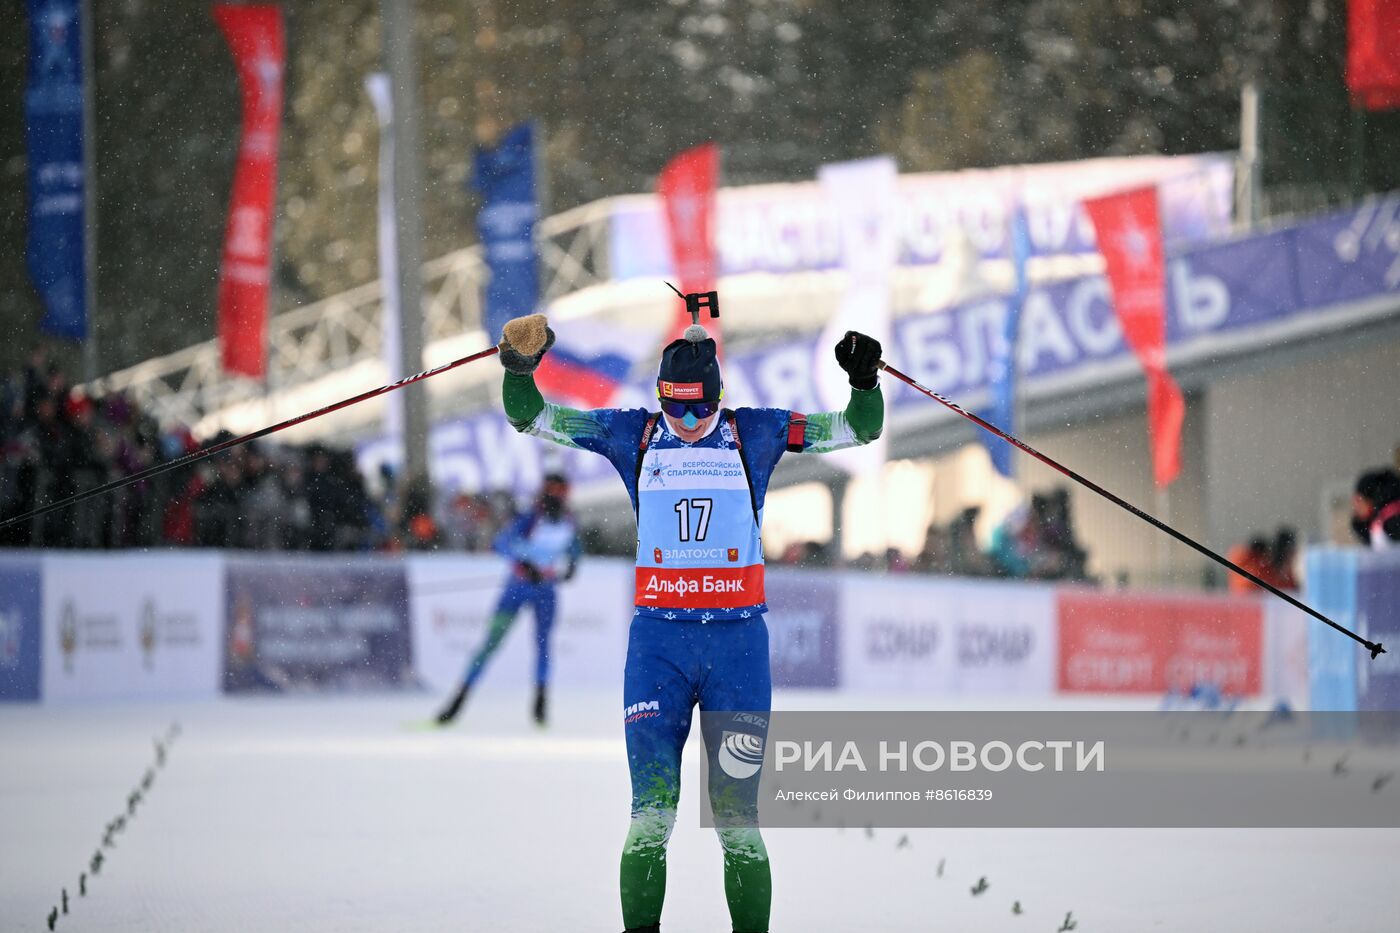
0, 346, 501, 533
878, 361, 1384, 659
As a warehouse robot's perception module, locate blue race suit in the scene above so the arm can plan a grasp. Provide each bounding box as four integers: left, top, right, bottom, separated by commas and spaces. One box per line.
514, 398, 875, 932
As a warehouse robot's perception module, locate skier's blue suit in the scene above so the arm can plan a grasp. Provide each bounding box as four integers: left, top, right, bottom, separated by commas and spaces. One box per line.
462, 509, 581, 690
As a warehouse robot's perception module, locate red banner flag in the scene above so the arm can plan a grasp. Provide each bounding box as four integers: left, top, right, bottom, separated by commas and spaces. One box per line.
657, 143, 720, 351
213, 5, 284, 378
1084, 186, 1184, 488
1348, 0, 1400, 111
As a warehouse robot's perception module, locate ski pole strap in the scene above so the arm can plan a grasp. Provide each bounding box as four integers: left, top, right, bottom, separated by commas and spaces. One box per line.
786, 412, 807, 453
639, 413, 661, 453
725, 411, 742, 450
633, 413, 663, 511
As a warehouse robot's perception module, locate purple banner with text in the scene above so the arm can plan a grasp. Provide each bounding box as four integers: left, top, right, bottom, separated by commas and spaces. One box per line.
224, 558, 411, 693
765, 570, 840, 689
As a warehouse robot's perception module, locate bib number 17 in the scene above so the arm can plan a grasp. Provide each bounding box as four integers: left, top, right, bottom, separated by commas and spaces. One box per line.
673, 497, 713, 542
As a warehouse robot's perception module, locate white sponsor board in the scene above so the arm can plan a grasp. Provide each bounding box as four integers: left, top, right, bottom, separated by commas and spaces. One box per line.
408, 554, 631, 696
41, 553, 224, 702
840, 576, 1056, 696
1264, 598, 1311, 710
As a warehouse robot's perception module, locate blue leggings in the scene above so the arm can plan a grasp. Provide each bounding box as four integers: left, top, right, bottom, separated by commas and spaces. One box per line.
462, 577, 556, 688
620, 615, 772, 932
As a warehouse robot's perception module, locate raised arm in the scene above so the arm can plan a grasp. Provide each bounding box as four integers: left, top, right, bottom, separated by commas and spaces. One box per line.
798, 331, 885, 454
504, 369, 636, 453
497, 314, 646, 464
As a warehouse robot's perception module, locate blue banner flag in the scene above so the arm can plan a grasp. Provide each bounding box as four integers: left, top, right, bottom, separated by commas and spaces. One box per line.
981, 209, 1032, 477
24, 0, 90, 340
472, 122, 540, 344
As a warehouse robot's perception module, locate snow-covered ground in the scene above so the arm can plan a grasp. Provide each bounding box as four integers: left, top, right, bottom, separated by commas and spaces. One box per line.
2, 688, 1396, 932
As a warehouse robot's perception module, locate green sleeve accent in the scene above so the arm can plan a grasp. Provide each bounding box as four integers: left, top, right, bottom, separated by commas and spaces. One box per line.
845, 385, 884, 443
798, 385, 884, 454
502, 372, 545, 430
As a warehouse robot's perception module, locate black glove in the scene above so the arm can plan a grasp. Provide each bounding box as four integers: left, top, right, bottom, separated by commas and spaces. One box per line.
520, 562, 547, 585
834, 331, 882, 390
498, 319, 556, 375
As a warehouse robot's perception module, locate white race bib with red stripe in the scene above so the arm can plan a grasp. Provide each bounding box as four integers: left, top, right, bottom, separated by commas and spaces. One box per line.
634, 418, 765, 619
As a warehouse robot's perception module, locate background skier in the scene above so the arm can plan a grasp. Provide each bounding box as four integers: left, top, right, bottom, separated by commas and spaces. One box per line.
435, 471, 581, 727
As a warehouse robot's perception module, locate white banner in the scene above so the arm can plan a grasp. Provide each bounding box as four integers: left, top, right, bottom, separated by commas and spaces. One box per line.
815, 156, 899, 476
407, 554, 631, 696
1264, 597, 1311, 709
609, 153, 1236, 280
41, 554, 224, 702
839, 576, 1056, 696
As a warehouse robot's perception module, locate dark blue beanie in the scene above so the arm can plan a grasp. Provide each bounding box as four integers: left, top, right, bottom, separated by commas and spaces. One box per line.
656, 331, 722, 402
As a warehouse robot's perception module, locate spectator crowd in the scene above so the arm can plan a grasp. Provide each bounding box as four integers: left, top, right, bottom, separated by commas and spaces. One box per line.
1221, 461, 1400, 594
777, 488, 1092, 582
5, 352, 1097, 582
11, 347, 1392, 579
0, 350, 517, 553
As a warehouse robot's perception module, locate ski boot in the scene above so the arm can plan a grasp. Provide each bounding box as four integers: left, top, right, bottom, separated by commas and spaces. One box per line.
533, 684, 548, 727
435, 683, 469, 725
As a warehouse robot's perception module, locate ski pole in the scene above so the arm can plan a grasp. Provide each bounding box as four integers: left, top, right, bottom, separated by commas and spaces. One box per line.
0, 346, 501, 533
878, 360, 1385, 659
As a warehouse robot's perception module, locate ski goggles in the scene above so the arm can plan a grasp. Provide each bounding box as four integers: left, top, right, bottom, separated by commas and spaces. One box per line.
657, 398, 722, 420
